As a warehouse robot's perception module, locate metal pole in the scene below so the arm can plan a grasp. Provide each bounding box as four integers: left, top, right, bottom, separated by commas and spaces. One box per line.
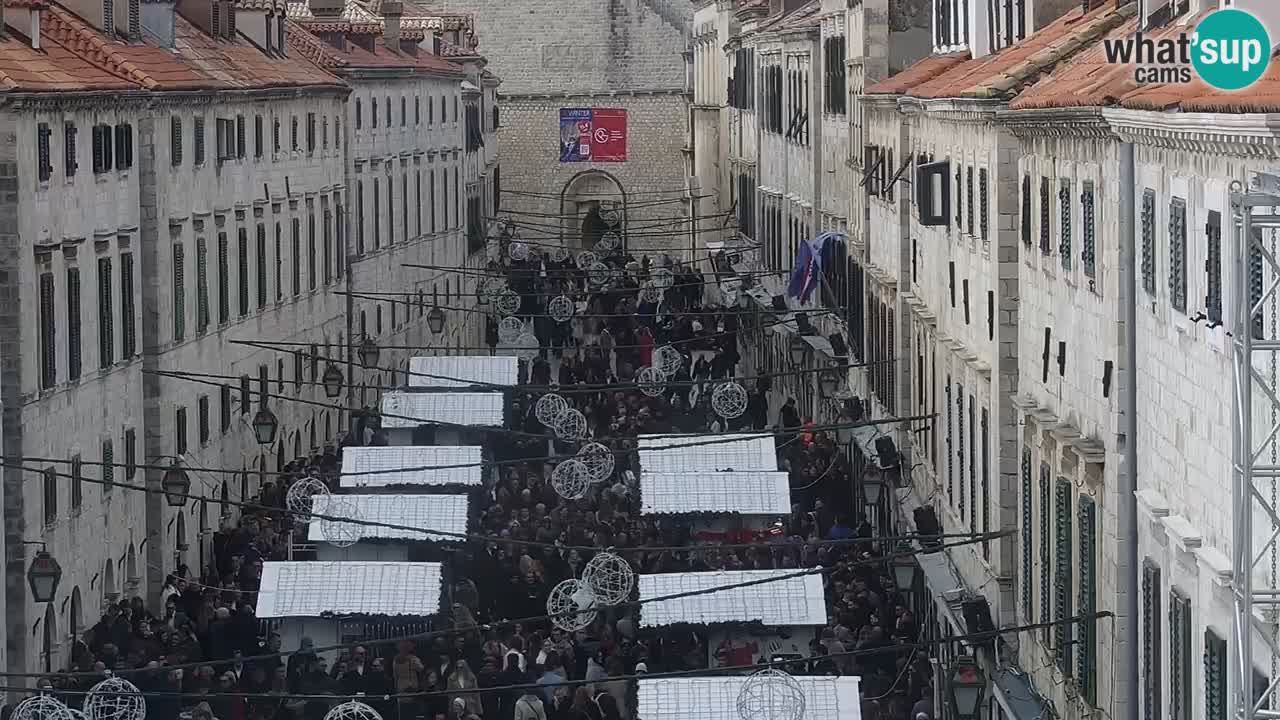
1118, 141, 1140, 720
1231, 181, 1252, 720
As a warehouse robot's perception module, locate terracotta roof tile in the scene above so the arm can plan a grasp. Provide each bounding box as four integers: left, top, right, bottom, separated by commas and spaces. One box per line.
0, 16, 139, 91
287, 18, 463, 75
866, 52, 970, 95
1005, 9, 1272, 111
909, 1, 1133, 100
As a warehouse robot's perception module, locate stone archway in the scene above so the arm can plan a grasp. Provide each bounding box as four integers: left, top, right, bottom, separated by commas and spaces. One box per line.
559, 170, 628, 251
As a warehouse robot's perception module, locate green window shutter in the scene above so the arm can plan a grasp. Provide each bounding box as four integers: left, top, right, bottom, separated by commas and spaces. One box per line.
1039, 463, 1052, 643
1053, 478, 1073, 674
1141, 562, 1162, 720
946, 380, 954, 502
957, 386, 966, 517
1170, 592, 1192, 720
1021, 447, 1033, 621
1077, 496, 1097, 703
1205, 629, 1226, 720
968, 395, 976, 536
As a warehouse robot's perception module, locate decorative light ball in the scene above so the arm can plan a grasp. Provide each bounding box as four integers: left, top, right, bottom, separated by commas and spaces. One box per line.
508, 242, 530, 261
547, 579, 598, 632
498, 316, 526, 344
535, 393, 570, 427
638, 282, 662, 305
599, 231, 621, 251
636, 366, 667, 398
514, 332, 541, 362
581, 552, 635, 606
554, 408, 589, 441
285, 477, 330, 521
319, 498, 363, 548
13, 695, 73, 720
551, 246, 570, 263
495, 288, 521, 316
588, 262, 612, 287
66, 710, 86, 720
576, 442, 615, 484
651, 267, 674, 290
323, 701, 384, 720
548, 295, 576, 323
480, 276, 507, 302
722, 288, 740, 308
654, 345, 684, 377
711, 381, 749, 420
551, 459, 591, 501
576, 251, 598, 270
599, 205, 622, 227
85, 677, 146, 720
735, 669, 806, 720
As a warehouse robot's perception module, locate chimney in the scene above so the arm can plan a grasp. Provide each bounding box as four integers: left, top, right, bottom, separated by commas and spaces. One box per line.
0, 1, 7, 40
143, 0, 177, 47
29, 7, 38, 47
308, 0, 342, 18
381, 0, 401, 51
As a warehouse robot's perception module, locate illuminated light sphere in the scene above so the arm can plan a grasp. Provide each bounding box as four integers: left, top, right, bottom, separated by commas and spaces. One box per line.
581, 551, 634, 606
508, 242, 530, 261
576, 442, 615, 483
498, 316, 526, 344
515, 332, 541, 362
548, 295, 576, 323
547, 579, 598, 632
535, 393, 570, 427
588, 262, 612, 287
576, 251, 598, 270
551, 246, 570, 263
323, 702, 384, 720
554, 408, 589, 441
599, 205, 622, 227
551, 459, 591, 501
711, 381, 749, 420
85, 678, 146, 720
650, 267, 674, 290
735, 669, 806, 720
495, 288, 521, 316
319, 498, 363, 548
13, 695, 73, 720
654, 345, 684, 377
285, 477, 331, 521
636, 366, 667, 398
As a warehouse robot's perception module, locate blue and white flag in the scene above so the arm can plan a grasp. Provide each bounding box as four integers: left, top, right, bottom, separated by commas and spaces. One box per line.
786, 231, 846, 304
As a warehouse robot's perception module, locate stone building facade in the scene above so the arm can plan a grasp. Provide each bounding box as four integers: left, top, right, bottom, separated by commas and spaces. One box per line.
0, 0, 495, 677
416, 0, 695, 259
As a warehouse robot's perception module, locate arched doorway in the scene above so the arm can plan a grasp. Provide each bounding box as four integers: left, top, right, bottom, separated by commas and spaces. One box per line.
125, 544, 138, 594
102, 559, 117, 607
175, 510, 187, 570
69, 587, 82, 645
41, 603, 56, 673
559, 170, 627, 251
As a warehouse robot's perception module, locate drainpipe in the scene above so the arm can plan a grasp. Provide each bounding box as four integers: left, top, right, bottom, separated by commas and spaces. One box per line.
1117, 137, 1140, 720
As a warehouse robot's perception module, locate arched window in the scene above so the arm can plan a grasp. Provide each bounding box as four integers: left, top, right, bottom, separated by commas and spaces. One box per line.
175, 510, 188, 569
102, 559, 117, 605
42, 603, 57, 673
125, 544, 138, 592
69, 587, 83, 645
219, 480, 229, 516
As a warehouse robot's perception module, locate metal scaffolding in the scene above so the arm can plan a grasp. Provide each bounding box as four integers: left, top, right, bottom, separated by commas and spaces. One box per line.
1232, 172, 1280, 720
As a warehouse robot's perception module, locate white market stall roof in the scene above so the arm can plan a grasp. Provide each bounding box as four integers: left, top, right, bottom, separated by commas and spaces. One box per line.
636, 676, 861, 720
307, 494, 469, 543
640, 471, 791, 516
638, 569, 827, 628
256, 562, 443, 618
380, 391, 504, 428
339, 446, 483, 488
637, 433, 777, 473
408, 356, 519, 388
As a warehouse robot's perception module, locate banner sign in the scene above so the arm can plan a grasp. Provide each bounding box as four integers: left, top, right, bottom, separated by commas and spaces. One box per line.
558, 108, 627, 163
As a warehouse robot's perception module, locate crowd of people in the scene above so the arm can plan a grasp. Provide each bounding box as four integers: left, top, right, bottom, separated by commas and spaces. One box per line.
27, 252, 935, 720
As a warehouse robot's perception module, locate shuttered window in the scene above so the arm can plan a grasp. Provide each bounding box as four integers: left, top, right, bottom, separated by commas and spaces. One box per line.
175, 406, 187, 455
67, 268, 81, 381
1060, 179, 1072, 271
1021, 174, 1031, 246
274, 223, 283, 301
114, 124, 133, 170
108, 436, 120, 486
256, 224, 267, 309
97, 258, 113, 368
957, 386, 966, 517
37, 123, 52, 182
193, 115, 205, 165
237, 228, 249, 317
1169, 197, 1187, 312
172, 243, 185, 341
967, 394, 976, 534
1206, 210, 1223, 325
945, 380, 954, 502
1141, 189, 1156, 295
322, 199, 333, 284
64, 122, 78, 177
373, 179, 381, 248
1077, 495, 1097, 703
979, 168, 989, 241
217, 232, 229, 324
70, 456, 82, 511
43, 468, 56, 527
1039, 462, 1052, 642
307, 202, 317, 291
220, 384, 231, 433
196, 237, 209, 333
966, 166, 974, 235
1082, 181, 1096, 279
980, 407, 989, 558
1053, 477, 1073, 673
1205, 629, 1226, 720
38, 272, 56, 389
291, 218, 301, 296
1170, 591, 1192, 720
170, 116, 183, 166
1039, 176, 1051, 255
1021, 447, 1034, 620
198, 395, 210, 445
1141, 563, 1162, 720
121, 253, 135, 358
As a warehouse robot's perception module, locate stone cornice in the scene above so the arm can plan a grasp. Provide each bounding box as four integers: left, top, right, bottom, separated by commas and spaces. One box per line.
0, 84, 348, 112
497, 88, 687, 101
911, 96, 1005, 122
1101, 108, 1280, 159
996, 107, 1115, 139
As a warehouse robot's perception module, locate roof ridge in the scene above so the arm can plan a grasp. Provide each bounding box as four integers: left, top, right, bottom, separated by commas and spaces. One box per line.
42, 5, 152, 88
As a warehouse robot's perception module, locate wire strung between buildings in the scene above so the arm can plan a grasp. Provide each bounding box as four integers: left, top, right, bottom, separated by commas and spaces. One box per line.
7, 453, 966, 558
498, 186, 703, 199
2, 531, 1019, 681
487, 193, 719, 219
0, 610, 1105, 697
489, 210, 733, 234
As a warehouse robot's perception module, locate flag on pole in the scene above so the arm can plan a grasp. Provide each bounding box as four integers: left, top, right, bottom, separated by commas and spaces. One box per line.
787, 231, 846, 304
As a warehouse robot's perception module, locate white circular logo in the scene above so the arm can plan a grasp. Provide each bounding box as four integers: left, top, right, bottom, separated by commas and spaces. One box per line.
593, 128, 609, 144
